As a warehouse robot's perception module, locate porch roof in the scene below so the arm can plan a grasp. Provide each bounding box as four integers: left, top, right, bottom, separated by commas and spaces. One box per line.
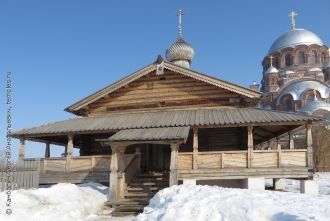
11, 107, 322, 138
104, 126, 190, 143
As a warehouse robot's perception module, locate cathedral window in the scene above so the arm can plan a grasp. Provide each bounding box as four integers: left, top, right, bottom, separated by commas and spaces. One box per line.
285, 54, 293, 67
310, 50, 318, 64
306, 94, 315, 104
281, 95, 294, 111
322, 53, 326, 63
274, 57, 280, 69
298, 51, 306, 64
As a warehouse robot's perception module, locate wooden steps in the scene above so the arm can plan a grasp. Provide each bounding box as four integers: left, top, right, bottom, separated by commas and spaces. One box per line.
110, 172, 169, 217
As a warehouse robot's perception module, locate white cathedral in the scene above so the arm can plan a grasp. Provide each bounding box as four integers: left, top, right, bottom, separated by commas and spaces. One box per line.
256, 11, 330, 117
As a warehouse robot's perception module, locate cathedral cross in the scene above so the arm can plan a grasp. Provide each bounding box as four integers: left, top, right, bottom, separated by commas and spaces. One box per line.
269, 55, 274, 66
177, 9, 184, 37
289, 11, 298, 30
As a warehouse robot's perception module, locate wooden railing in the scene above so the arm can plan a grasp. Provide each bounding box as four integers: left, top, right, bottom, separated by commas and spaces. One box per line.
35, 154, 136, 173
178, 149, 308, 170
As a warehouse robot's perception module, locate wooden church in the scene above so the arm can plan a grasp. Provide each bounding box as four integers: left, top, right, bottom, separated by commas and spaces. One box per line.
12, 9, 322, 214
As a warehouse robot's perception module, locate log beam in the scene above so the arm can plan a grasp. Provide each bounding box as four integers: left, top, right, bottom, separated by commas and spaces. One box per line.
193, 128, 198, 170
109, 144, 119, 204
277, 137, 282, 167
170, 143, 179, 186
289, 130, 295, 149
247, 126, 253, 168
306, 123, 313, 168
66, 135, 74, 172
19, 138, 25, 161
45, 142, 50, 158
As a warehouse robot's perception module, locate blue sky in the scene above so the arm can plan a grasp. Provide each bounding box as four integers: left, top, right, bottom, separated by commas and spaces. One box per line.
1, 0, 329, 159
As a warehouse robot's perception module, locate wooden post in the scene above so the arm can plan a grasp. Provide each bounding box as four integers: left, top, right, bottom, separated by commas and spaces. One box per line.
193, 128, 198, 170
66, 135, 74, 173
169, 143, 179, 186
306, 123, 313, 168
117, 146, 126, 172
109, 144, 119, 204
277, 137, 282, 167
45, 142, 50, 158
19, 138, 25, 161
135, 148, 141, 173
247, 126, 253, 168
289, 131, 295, 149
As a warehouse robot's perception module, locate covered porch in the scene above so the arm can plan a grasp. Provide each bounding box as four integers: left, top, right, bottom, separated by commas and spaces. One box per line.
11, 107, 321, 203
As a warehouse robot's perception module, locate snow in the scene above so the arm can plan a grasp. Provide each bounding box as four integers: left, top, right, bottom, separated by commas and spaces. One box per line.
0, 182, 114, 221
1, 173, 330, 221
135, 173, 330, 221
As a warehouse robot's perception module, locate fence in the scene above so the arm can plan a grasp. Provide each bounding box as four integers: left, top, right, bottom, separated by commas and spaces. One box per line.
0, 159, 40, 192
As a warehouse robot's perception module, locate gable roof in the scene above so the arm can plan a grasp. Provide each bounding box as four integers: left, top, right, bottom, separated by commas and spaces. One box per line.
65, 58, 262, 115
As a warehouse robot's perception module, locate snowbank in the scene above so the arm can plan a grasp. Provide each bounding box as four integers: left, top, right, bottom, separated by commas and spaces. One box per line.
135, 174, 330, 221
0, 182, 108, 221
285, 172, 330, 195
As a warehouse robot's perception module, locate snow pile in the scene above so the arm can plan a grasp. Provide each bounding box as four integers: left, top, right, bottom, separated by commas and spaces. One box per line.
0, 182, 108, 221
135, 184, 330, 221
285, 172, 330, 195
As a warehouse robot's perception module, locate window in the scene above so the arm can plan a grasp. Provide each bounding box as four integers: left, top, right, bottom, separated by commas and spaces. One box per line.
298, 51, 306, 64
285, 54, 293, 67
310, 50, 318, 64
322, 53, 326, 63
282, 95, 294, 111
274, 57, 280, 69
306, 94, 315, 103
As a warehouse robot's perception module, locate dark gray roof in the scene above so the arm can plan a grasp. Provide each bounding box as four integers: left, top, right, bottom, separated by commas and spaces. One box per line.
11, 107, 322, 137
107, 127, 190, 143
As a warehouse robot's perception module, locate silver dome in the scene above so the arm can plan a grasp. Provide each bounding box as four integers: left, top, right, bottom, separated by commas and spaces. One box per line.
268, 29, 324, 54
276, 80, 330, 105
166, 37, 195, 68
265, 65, 279, 74
299, 100, 330, 114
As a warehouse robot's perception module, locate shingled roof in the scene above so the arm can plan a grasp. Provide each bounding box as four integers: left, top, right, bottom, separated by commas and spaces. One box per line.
12, 107, 321, 138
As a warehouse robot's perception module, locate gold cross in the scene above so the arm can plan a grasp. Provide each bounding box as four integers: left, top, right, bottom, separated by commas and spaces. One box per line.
289, 11, 298, 30
269, 55, 274, 66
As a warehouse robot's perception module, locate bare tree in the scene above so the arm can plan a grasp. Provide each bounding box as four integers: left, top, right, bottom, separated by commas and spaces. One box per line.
313, 126, 330, 171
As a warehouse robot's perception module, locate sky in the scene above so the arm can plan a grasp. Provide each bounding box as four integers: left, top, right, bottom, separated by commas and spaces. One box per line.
0, 0, 329, 159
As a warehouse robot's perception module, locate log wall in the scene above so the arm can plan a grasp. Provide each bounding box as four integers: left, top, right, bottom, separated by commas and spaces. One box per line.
87, 70, 243, 114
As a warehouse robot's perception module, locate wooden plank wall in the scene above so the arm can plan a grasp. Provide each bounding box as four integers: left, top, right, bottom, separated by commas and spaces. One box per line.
87, 70, 242, 114
178, 150, 308, 170
281, 150, 307, 167
0, 159, 40, 191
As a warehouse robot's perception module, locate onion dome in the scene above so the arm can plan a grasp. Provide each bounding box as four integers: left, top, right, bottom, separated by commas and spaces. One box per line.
265, 65, 279, 75
265, 56, 279, 74
165, 9, 195, 68
166, 37, 195, 68
268, 29, 324, 54
268, 11, 324, 54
